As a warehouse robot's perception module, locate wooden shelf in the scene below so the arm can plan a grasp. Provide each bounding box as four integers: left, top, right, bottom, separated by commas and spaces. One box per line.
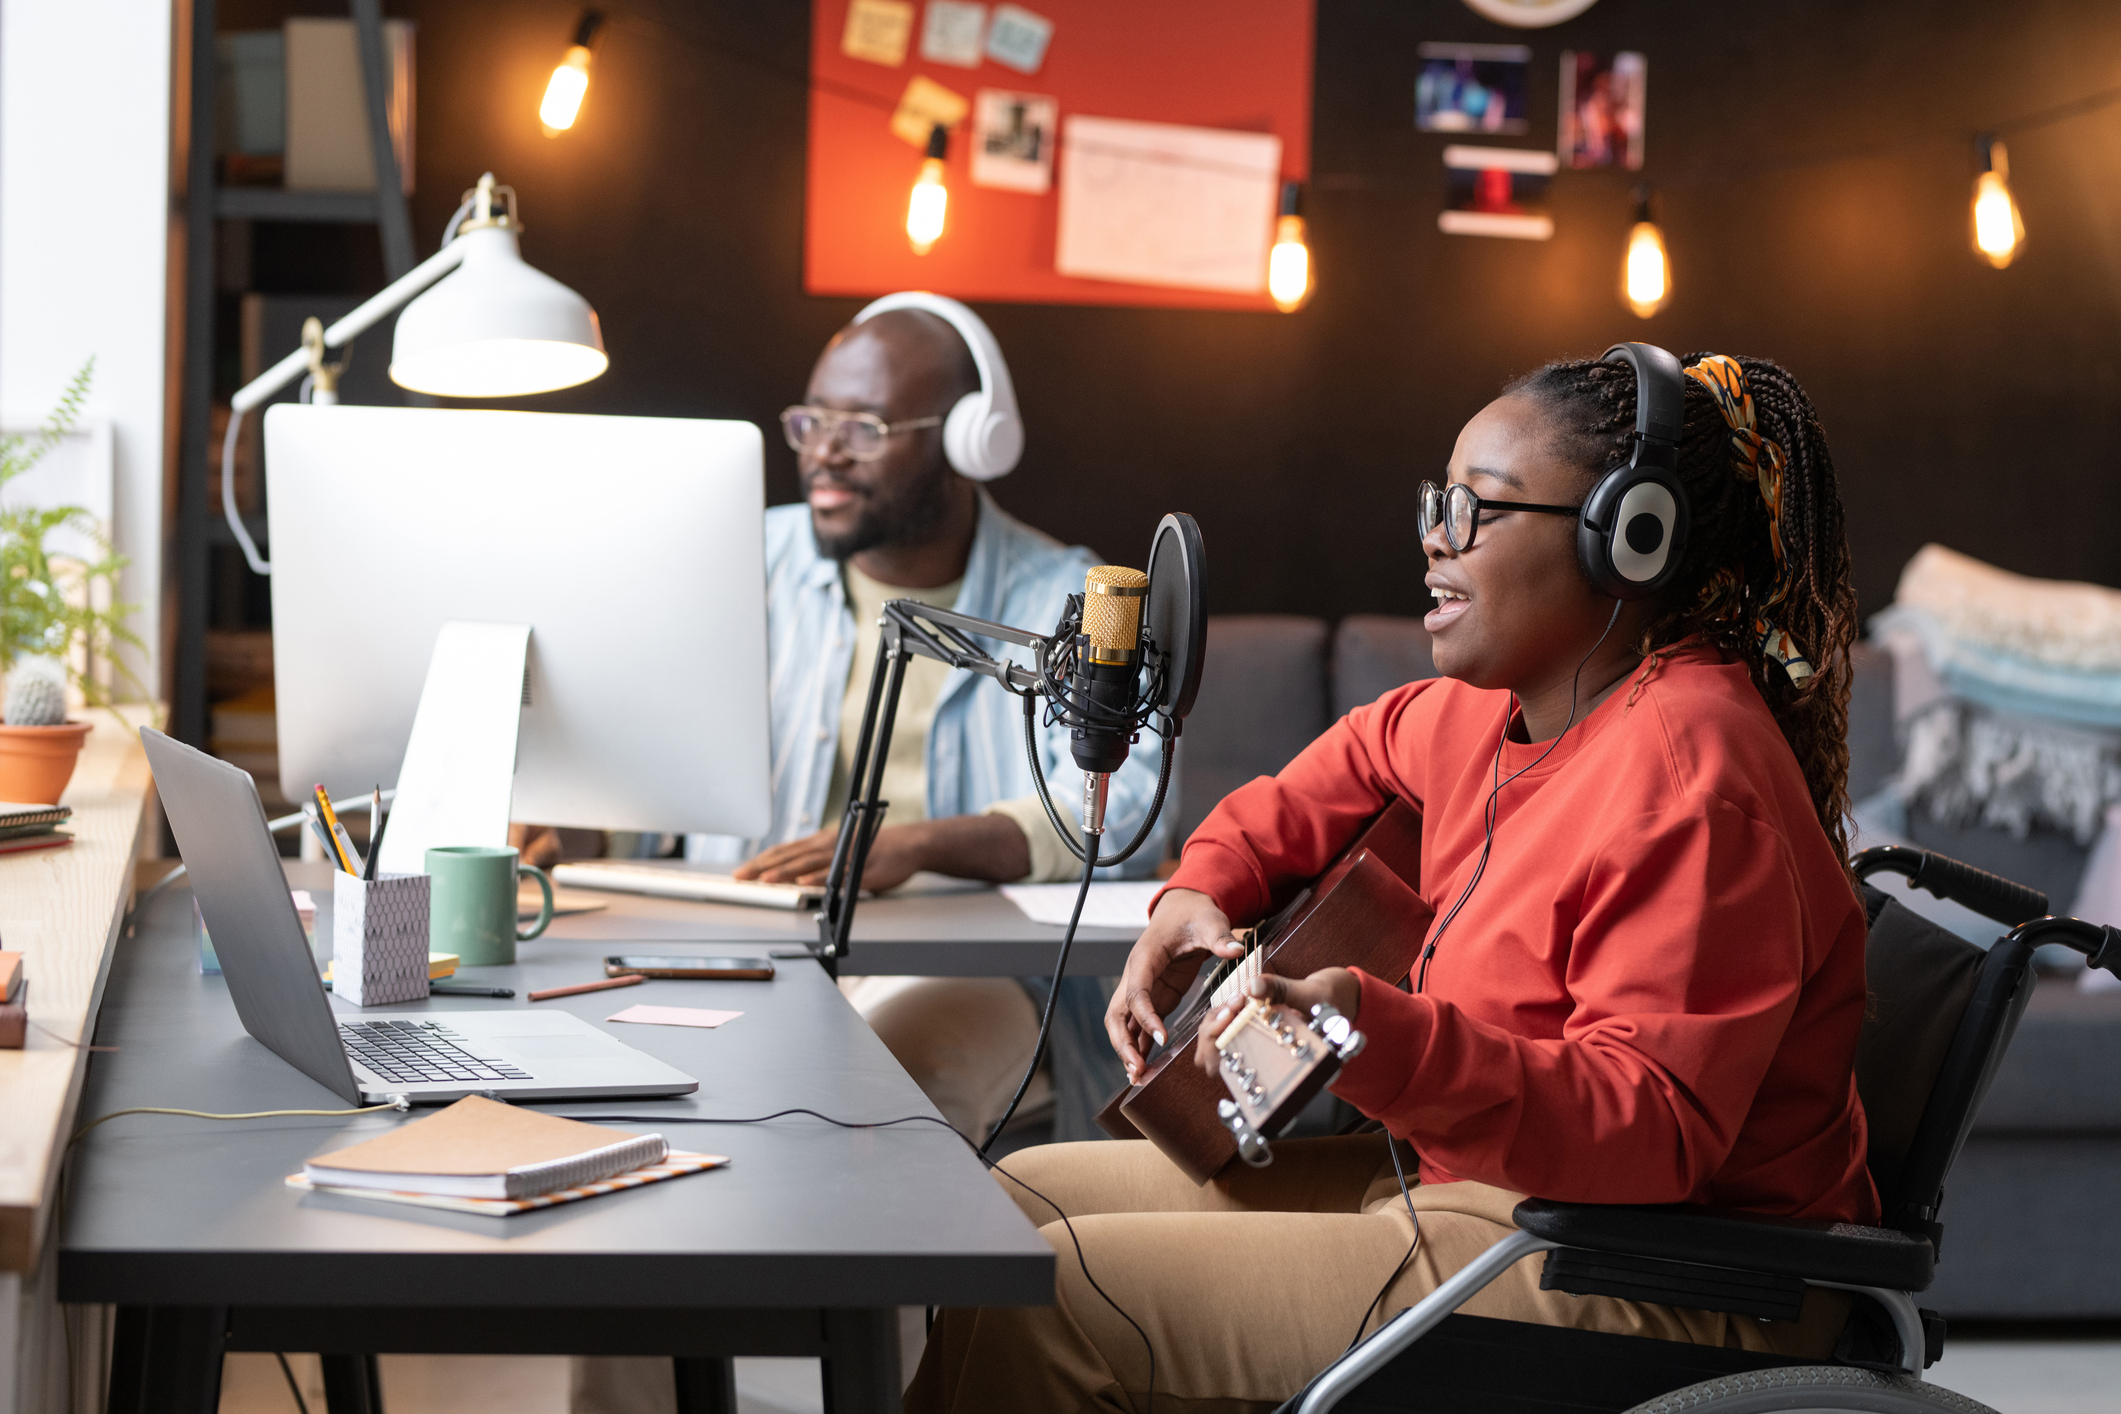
214, 186, 381, 224
0, 706, 159, 1271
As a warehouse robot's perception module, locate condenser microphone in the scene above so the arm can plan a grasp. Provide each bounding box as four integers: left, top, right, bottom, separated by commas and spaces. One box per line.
1071, 564, 1149, 835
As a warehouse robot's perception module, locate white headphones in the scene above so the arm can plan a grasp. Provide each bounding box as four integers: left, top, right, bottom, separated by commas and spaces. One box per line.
851, 291, 1024, 481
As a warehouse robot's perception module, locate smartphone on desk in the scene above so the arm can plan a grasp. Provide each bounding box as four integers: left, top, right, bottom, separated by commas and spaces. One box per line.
605, 955, 777, 981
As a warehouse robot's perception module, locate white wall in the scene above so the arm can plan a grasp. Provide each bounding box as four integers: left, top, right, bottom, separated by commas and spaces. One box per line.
0, 0, 174, 701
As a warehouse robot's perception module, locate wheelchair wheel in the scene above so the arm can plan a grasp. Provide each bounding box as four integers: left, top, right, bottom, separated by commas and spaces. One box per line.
1625, 1365, 2000, 1414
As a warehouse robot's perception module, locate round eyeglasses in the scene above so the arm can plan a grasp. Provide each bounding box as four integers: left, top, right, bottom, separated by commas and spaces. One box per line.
780, 405, 945, 462
1418, 479, 1581, 553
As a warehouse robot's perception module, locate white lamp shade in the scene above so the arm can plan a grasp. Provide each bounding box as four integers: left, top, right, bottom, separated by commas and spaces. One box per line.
389, 225, 608, 397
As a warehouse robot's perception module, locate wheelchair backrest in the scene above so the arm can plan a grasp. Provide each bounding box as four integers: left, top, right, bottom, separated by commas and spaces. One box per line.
1854, 884, 2038, 1247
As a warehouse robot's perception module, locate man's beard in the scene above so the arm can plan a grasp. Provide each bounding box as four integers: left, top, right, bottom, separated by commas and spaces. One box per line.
809, 461, 955, 562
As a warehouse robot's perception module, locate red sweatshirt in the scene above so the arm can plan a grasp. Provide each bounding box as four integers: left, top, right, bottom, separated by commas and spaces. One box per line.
1167, 644, 1877, 1222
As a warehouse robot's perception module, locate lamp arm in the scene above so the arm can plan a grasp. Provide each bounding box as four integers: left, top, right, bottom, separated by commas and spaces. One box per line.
230, 241, 467, 414
221, 240, 469, 575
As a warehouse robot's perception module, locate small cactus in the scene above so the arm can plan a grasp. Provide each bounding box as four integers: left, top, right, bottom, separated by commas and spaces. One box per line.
4, 657, 68, 727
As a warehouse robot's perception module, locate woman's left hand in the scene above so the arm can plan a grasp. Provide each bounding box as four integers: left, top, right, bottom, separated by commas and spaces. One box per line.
1192, 967, 1363, 1077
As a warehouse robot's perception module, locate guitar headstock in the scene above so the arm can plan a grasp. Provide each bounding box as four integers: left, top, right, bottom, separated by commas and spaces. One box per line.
1212, 998, 1365, 1167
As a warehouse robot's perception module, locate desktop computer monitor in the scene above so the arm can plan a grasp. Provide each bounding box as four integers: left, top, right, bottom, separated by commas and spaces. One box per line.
263, 404, 771, 844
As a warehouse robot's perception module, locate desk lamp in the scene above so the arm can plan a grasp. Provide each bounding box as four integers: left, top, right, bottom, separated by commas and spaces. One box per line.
221, 173, 607, 574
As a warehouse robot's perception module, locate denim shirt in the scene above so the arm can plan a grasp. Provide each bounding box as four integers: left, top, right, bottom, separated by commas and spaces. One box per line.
687, 491, 1173, 879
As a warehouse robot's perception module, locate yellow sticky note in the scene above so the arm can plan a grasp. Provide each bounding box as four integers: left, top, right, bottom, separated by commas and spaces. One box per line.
891, 75, 970, 148
842, 0, 914, 67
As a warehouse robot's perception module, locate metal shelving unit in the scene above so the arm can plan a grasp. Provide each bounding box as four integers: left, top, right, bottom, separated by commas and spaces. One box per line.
172, 0, 414, 747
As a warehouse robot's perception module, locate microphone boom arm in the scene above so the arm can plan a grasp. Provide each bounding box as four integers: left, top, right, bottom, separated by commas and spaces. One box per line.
815, 600, 1062, 966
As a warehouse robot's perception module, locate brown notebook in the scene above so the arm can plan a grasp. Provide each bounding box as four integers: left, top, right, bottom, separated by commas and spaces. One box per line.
303, 1095, 667, 1199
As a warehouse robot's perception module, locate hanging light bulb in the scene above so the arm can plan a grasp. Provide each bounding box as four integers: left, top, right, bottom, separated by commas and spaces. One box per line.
1267, 181, 1313, 312
1622, 184, 1671, 319
1971, 134, 2024, 269
540, 10, 604, 136
907, 124, 950, 255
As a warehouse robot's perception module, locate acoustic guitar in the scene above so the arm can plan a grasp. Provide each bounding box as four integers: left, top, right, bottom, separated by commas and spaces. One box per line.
1094, 799, 1432, 1183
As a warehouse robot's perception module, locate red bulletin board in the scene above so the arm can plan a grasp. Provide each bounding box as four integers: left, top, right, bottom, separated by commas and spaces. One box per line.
805, 0, 1315, 310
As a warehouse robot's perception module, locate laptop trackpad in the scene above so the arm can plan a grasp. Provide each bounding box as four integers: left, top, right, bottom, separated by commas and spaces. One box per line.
501, 1033, 628, 1060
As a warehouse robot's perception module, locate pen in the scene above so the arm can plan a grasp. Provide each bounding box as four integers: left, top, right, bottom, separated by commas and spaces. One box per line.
312, 784, 361, 876
302, 804, 339, 863
528, 975, 646, 1003
430, 983, 516, 998
363, 786, 387, 881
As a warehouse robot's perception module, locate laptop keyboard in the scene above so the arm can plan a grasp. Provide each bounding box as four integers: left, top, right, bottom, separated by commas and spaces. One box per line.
340, 1019, 533, 1085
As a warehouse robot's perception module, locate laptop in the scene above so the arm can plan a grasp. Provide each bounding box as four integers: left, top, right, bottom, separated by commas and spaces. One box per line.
142, 728, 698, 1106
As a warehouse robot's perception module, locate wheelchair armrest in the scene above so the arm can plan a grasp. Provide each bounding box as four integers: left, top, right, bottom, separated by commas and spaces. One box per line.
1511, 1198, 1935, 1293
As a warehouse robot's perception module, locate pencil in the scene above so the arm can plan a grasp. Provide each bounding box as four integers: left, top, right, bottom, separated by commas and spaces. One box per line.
527, 975, 646, 1003
312, 785, 358, 875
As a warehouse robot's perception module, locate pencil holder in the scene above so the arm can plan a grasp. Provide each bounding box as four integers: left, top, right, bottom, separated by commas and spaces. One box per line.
333, 872, 432, 1007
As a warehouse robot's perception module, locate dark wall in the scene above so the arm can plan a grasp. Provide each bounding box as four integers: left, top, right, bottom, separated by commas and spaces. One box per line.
386, 0, 2121, 621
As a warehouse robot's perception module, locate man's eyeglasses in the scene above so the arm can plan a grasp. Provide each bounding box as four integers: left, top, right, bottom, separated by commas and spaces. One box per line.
780, 406, 945, 462
1419, 479, 1580, 553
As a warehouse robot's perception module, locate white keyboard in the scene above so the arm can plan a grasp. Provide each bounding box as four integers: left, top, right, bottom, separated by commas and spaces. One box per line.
551, 861, 822, 910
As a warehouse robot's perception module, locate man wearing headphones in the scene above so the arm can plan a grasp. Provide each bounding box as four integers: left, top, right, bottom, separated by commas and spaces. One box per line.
572, 293, 1168, 1414
702, 292, 1169, 1140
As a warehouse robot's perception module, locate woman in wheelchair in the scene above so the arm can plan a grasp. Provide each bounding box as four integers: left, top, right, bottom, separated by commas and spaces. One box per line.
904, 349, 1877, 1414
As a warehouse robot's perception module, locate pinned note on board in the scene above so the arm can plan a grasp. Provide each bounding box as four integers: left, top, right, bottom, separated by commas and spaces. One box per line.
922, 1, 988, 67
891, 74, 970, 147
985, 4, 1054, 74
841, 0, 914, 67
1056, 115, 1281, 294
972, 89, 1058, 193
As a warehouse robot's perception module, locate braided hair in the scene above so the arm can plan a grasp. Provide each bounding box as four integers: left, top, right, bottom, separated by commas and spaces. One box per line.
1504, 354, 1860, 862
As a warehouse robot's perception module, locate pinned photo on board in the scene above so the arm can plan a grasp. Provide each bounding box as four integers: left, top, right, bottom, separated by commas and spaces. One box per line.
1560, 51, 1647, 170
1416, 42, 1530, 134
972, 90, 1058, 193
1439, 145, 1556, 240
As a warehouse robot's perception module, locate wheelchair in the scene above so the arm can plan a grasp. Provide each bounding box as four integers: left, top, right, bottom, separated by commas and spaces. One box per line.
1276, 845, 2121, 1414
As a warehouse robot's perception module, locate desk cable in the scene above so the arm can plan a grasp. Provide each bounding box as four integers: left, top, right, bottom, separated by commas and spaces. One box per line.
553, 1105, 1160, 1414
69, 1097, 410, 1147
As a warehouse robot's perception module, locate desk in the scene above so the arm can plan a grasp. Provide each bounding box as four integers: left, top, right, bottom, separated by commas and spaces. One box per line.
536, 876, 1144, 978
59, 874, 1054, 1413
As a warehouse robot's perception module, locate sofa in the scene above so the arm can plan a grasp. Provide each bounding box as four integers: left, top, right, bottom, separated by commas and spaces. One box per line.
1177, 614, 2121, 1319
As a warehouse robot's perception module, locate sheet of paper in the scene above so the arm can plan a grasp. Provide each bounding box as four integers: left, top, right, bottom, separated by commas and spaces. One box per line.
607, 1004, 744, 1029
985, 3, 1053, 74
891, 74, 970, 148
973, 89, 1057, 193
1001, 880, 1161, 931
1056, 116, 1281, 294
921, 1, 987, 67
841, 0, 914, 67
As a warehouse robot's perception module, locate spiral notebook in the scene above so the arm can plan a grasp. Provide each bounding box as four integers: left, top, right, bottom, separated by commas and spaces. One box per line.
287, 1150, 729, 1216
294, 1095, 726, 1204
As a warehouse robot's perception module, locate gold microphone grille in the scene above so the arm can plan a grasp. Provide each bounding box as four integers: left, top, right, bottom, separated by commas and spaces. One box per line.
1083, 565, 1149, 654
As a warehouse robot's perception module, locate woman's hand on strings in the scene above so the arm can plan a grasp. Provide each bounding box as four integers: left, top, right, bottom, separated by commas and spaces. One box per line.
1105, 888, 1246, 1083
1192, 967, 1363, 1077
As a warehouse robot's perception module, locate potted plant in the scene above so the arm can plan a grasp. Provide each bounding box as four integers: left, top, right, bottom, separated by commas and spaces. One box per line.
0, 360, 149, 804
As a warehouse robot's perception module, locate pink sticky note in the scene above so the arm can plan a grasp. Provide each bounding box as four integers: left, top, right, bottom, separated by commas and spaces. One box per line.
607, 1004, 744, 1029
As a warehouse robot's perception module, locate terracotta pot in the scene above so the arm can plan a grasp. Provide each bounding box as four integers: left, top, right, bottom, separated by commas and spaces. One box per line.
0, 721, 91, 805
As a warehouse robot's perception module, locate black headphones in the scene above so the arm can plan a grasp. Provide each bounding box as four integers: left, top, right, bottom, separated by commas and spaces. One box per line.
1577, 342, 1690, 599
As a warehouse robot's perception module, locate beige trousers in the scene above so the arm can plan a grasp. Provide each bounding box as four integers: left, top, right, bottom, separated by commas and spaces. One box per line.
571, 976, 1044, 1413
906, 1136, 1851, 1414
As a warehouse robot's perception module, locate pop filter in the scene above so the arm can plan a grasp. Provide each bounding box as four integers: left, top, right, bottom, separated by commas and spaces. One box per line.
1143, 512, 1206, 722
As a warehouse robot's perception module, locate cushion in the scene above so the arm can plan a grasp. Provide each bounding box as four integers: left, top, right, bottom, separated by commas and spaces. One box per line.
1331, 614, 1437, 719
1175, 616, 1329, 843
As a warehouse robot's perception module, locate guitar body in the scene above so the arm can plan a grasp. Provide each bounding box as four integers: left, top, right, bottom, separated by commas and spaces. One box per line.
1095, 799, 1431, 1184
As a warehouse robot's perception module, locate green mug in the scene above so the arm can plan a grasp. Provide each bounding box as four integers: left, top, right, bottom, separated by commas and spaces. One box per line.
426, 845, 554, 967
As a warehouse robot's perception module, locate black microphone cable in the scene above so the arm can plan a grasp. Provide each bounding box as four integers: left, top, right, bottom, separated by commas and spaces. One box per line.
553, 1103, 1160, 1413
1321, 596, 1629, 1394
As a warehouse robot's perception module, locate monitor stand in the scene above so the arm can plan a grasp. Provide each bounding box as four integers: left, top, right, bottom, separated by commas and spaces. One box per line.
376, 620, 530, 876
